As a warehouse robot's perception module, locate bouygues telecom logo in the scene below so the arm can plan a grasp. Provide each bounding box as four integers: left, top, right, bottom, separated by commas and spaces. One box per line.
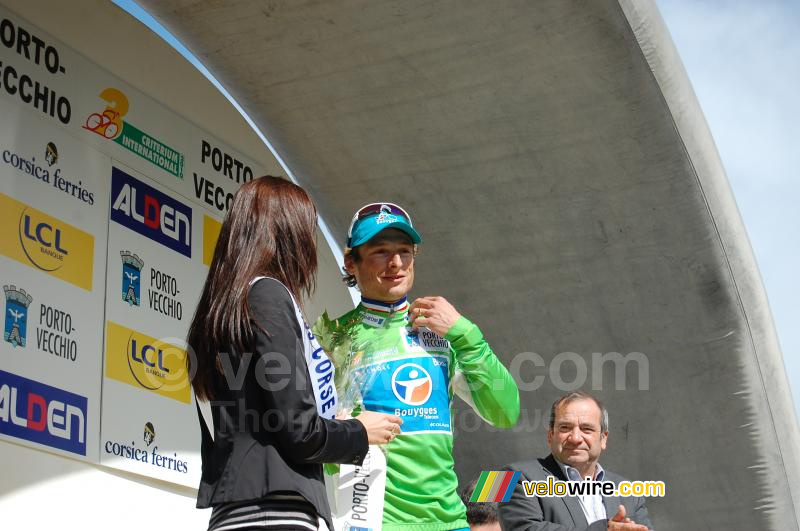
391, 363, 433, 406
0, 192, 94, 291
83, 88, 184, 178
104, 321, 190, 404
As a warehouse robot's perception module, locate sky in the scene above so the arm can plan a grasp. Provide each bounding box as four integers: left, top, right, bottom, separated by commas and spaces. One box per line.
116, 0, 800, 420
657, 0, 800, 421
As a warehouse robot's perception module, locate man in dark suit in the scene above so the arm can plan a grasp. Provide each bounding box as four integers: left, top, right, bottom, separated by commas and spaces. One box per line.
498, 392, 653, 530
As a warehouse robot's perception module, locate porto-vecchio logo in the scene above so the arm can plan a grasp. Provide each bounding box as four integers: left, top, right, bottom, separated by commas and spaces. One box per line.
3, 285, 32, 348
0, 193, 94, 291
121, 251, 143, 306
105, 321, 190, 403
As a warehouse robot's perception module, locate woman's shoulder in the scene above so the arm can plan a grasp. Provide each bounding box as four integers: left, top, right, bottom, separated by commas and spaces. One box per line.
247, 277, 300, 329
248, 276, 293, 301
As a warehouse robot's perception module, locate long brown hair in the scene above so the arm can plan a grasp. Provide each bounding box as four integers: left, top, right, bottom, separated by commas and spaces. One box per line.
187, 176, 318, 400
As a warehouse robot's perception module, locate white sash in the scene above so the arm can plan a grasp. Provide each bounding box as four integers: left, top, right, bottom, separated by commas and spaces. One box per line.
197, 277, 339, 438
251, 276, 339, 420
330, 445, 387, 530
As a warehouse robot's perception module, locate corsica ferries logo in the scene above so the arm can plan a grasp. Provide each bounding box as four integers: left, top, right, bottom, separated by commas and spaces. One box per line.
83, 88, 184, 178
2, 142, 95, 206
45, 142, 58, 166
143, 421, 155, 447
105, 321, 190, 404
120, 251, 143, 306
4, 285, 32, 348
0, 192, 94, 291
110, 167, 192, 258
104, 422, 188, 474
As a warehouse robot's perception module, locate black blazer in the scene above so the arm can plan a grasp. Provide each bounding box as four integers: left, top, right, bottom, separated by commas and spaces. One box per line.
498, 454, 653, 530
195, 278, 368, 529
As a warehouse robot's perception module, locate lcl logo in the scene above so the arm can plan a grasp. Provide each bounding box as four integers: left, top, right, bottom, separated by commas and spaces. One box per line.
19, 210, 68, 271
126, 335, 171, 391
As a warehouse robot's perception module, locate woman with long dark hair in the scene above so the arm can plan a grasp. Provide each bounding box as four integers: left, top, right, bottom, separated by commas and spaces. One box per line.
187, 176, 401, 531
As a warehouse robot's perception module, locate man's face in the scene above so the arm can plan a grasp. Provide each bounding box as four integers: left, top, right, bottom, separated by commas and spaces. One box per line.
547, 398, 607, 477
345, 229, 415, 302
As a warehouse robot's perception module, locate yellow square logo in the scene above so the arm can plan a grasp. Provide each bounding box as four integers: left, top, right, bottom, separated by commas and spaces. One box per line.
105, 321, 191, 404
0, 192, 94, 291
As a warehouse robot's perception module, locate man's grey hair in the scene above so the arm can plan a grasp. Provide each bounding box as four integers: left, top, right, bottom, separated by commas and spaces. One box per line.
548, 391, 609, 433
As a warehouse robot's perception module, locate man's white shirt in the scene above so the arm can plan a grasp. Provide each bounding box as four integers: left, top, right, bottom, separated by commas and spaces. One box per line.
561, 462, 608, 524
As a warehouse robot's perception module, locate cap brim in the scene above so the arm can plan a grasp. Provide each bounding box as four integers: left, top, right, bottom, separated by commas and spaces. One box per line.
349, 221, 422, 248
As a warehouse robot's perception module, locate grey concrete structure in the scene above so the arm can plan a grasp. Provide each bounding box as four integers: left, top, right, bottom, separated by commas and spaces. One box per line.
134, 0, 798, 529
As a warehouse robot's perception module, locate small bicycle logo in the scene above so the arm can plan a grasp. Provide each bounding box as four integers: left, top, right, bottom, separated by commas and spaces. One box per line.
84, 109, 121, 138
84, 88, 129, 140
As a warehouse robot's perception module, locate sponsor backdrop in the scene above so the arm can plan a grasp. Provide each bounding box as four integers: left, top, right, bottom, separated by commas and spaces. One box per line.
0, 5, 253, 487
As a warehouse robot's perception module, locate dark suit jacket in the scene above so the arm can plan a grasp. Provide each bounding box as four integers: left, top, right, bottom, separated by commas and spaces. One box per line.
498, 454, 653, 530
195, 278, 368, 530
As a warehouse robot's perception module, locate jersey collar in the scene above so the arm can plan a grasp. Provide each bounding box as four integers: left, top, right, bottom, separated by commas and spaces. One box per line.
360, 296, 409, 321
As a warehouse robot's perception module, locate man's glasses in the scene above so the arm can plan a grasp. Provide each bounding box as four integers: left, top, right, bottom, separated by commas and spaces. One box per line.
347, 202, 413, 240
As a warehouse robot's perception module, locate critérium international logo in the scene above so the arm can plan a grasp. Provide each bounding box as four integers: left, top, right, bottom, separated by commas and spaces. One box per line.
4, 285, 32, 348
84, 88, 184, 178
391, 363, 432, 406
121, 250, 143, 306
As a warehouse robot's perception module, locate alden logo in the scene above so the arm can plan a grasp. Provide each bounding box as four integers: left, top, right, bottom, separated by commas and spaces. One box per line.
0, 192, 94, 290
110, 168, 192, 258
120, 251, 143, 306
0, 369, 88, 456
4, 285, 32, 348
105, 321, 190, 403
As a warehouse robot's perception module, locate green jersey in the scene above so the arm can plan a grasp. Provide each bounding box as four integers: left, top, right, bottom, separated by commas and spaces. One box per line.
313, 296, 520, 531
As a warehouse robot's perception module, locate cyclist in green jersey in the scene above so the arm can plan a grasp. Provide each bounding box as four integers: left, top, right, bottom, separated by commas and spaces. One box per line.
313, 203, 520, 531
